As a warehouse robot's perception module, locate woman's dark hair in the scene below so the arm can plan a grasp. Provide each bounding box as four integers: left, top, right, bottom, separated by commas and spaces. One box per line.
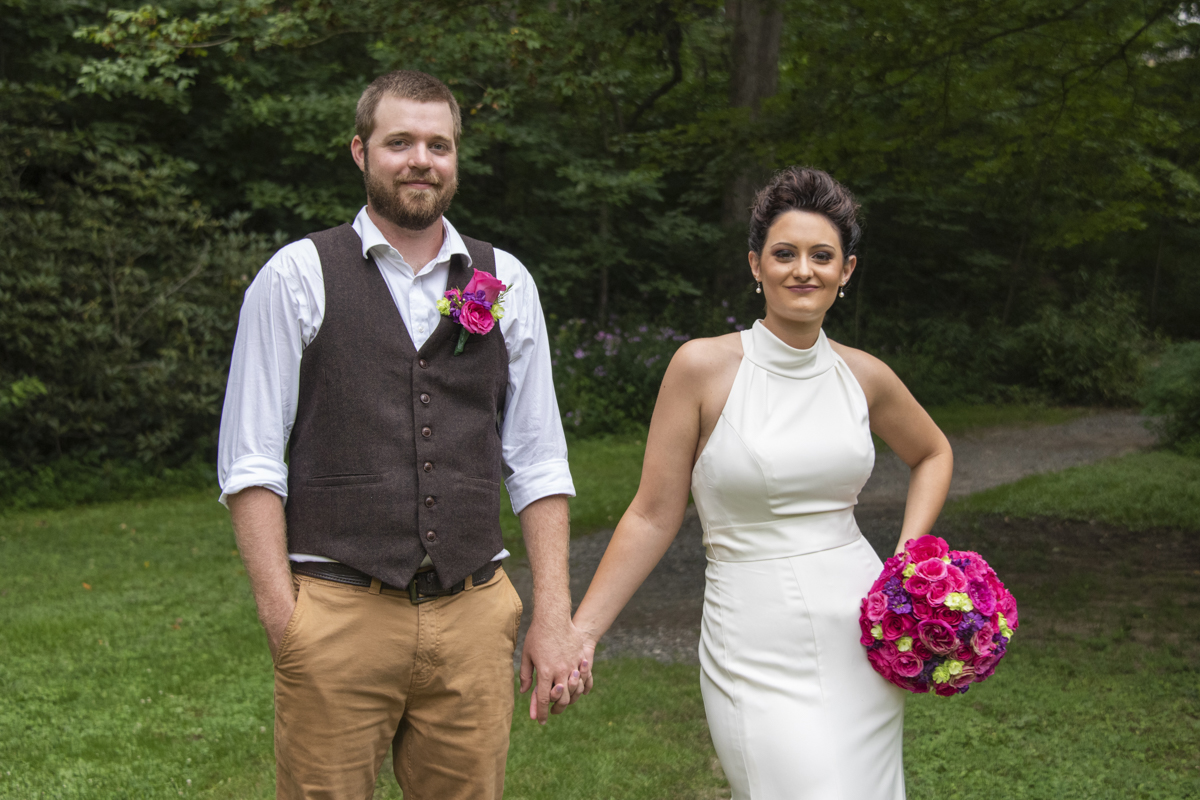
748, 167, 862, 257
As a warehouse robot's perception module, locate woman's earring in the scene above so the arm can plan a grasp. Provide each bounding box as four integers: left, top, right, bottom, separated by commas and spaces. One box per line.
838, 284, 846, 298
755, 281, 762, 294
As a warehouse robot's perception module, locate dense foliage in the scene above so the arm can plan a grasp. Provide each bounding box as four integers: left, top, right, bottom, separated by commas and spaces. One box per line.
1142, 341, 1200, 454
2, 0, 1198, 468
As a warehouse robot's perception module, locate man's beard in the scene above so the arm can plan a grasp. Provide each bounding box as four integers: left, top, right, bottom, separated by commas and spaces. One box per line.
363, 150, 458, 231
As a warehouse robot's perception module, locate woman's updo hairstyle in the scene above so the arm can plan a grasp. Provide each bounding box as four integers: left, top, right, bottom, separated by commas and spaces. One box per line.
748, 167, 862, 258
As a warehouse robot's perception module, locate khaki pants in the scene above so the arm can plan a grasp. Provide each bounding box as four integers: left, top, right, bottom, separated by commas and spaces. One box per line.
273, 566, 523, 800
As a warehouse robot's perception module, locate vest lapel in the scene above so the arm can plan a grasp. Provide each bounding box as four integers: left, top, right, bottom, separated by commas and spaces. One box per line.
359, 249, 419, 358
418, 252, 472, 357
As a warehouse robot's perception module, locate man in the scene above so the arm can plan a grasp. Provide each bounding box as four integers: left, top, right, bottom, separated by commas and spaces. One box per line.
217, 70, 588, 799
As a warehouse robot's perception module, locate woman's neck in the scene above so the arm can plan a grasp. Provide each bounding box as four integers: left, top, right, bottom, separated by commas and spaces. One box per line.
760, 312, 824, 350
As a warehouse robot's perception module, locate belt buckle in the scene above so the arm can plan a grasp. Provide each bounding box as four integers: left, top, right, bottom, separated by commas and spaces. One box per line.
409, 579, 437, 605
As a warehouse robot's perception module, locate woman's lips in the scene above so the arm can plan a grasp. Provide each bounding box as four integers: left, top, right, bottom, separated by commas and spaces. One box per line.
786, 285, 820, 293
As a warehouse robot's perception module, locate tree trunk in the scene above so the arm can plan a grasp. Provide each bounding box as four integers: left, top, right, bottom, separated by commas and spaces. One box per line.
727, 0, 783, 117
722, 0, 783, 228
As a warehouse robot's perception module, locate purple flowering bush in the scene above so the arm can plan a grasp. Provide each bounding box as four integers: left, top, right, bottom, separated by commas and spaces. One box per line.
551, 313, 745, 438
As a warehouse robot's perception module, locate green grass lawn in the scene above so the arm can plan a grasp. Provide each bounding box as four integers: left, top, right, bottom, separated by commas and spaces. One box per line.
4, 421, 1199, 798
904, 642, 1199, 799
950, 450, 1200, 531
500, 433, 648, 552
0, 495, 722, 800
872, 403, 1092, 452
3, 483, 1197, 798
925, 402, 1093, 436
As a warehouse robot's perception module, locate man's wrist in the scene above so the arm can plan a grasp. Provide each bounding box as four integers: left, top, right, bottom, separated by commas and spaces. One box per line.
529, 602, 573, 625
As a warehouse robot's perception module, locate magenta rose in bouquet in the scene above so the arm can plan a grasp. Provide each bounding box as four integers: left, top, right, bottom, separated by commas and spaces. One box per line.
858, 534, 1018, 695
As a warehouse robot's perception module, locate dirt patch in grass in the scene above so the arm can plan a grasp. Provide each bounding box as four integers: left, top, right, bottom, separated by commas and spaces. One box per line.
936, 514, 1200, 664
511, 508, 1200, 666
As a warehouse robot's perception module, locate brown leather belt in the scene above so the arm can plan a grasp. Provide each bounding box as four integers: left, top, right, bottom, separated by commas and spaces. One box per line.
291, 560, 497, 604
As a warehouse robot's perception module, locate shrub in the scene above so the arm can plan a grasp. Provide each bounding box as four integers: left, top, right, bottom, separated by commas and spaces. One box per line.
0, 146, 277, 470
0, 455, 216, 512
870, 319, 1015, 406
1007, 281, 1147, 405
551, 314, 745, 438
1141, 341, 1200, 455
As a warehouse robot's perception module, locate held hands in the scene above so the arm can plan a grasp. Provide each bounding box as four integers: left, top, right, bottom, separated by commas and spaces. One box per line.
519, 613, 596, 724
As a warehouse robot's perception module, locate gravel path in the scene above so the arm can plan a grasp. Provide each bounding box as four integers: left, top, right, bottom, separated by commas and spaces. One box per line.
509, 410, 1156, 665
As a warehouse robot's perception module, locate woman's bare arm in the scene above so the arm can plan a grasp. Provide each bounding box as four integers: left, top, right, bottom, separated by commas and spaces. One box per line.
834, 344, 954, 554
572, 336, 740, 652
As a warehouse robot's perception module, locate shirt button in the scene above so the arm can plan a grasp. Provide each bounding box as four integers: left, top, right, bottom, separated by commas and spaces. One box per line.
420, 393, 430, 404
417, 323, 427, 333
424, 496, 435, 508
421, 426, 432, 438
423, 461, 433, 473
425, 530, 437, 542
418, 358, 429, 369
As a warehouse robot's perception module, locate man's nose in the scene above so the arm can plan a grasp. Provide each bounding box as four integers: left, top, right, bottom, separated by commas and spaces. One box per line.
407, 144, 433, 169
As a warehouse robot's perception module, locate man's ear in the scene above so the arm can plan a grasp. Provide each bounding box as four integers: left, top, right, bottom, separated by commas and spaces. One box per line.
351, 136, 367, 173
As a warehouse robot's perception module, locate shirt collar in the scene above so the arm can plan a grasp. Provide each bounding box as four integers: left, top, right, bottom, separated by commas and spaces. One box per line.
351, 206, 472, 270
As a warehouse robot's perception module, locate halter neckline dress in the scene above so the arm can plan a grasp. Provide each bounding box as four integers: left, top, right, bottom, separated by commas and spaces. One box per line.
692, 320, 906, 799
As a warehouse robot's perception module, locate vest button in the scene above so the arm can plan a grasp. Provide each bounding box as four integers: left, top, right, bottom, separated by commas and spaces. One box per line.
423, 461, 433, 473
421, 426, 432, 438
418, 358, 429, 369
420, 393, 430, 404
425, 530, 437, 542
424, 495, 435, 508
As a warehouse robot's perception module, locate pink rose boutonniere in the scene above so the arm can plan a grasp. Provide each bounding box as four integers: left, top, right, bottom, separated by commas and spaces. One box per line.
437, 270, 508, 355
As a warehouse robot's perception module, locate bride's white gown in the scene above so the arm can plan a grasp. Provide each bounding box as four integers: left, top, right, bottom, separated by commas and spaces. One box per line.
692, 321, 906, 799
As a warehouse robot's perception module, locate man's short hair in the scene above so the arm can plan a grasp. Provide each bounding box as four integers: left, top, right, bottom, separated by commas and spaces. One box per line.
356, 70, 463, 145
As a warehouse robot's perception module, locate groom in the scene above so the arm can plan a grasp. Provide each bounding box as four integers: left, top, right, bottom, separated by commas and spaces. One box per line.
217, 70, 588, 799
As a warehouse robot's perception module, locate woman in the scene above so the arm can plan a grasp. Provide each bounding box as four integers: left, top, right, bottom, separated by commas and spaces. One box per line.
571, 167, 953, 798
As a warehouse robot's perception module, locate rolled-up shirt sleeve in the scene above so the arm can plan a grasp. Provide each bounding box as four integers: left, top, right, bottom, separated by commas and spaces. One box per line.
217, 240, 320, 507
495, 250, 576, 514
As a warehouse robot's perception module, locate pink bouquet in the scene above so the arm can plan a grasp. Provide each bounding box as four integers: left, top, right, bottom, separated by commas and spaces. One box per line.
859, 535, 1018, 696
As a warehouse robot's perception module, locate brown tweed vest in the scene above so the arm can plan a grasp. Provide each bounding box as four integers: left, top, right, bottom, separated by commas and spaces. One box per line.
284, 223, 509, 590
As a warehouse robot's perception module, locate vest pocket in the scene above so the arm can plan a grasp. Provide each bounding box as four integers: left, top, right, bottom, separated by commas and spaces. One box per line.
306, 473, 383, 488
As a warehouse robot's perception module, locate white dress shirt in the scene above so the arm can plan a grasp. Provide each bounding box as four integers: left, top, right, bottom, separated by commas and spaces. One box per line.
217, 208, 575, 562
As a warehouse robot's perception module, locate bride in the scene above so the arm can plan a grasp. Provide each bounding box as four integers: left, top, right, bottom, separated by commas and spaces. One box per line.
571, 167, 953, 798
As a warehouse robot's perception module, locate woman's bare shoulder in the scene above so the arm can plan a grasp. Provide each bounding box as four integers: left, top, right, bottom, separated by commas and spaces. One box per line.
827, 339, 899, 400
669, 332, 744, 375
